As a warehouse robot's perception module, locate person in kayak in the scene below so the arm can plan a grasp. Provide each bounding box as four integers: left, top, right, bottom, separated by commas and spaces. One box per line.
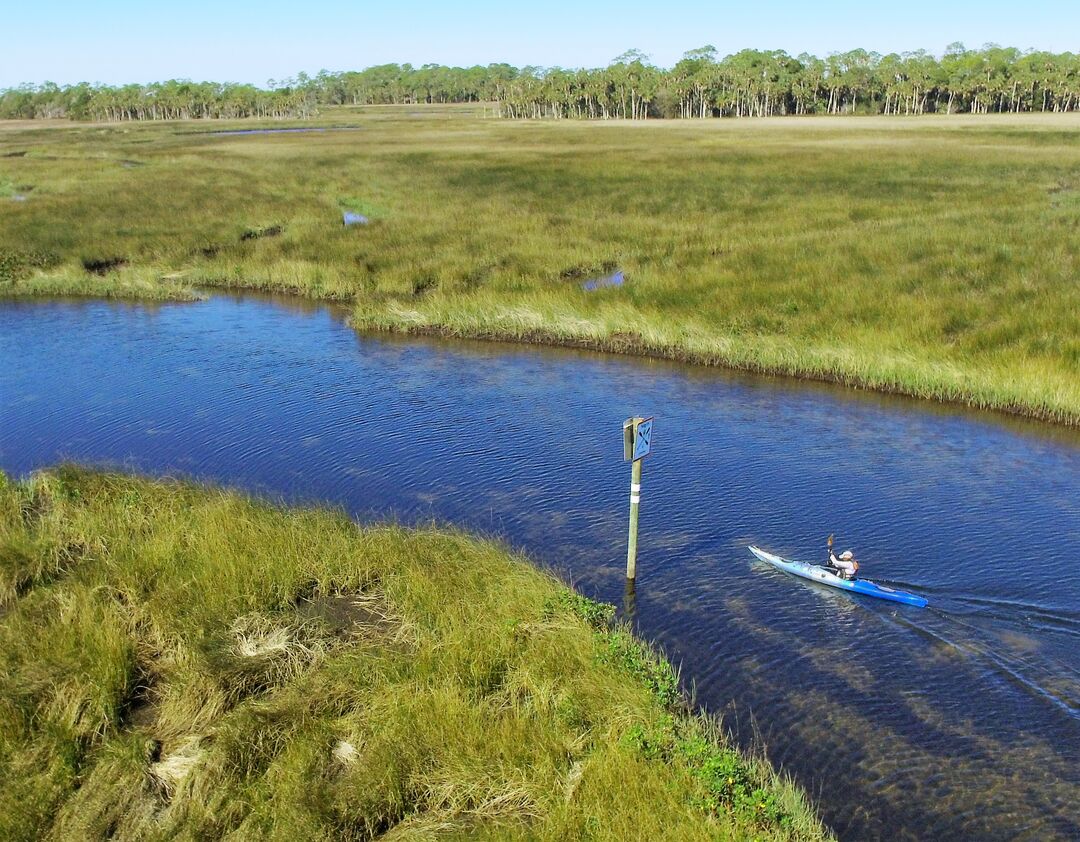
829, 549, 859, 580
826, 534, 859, 580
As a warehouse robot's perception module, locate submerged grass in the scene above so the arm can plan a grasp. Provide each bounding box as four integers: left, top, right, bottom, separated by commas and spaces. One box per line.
0, 467, 829, 840
0, 110, 1077, 422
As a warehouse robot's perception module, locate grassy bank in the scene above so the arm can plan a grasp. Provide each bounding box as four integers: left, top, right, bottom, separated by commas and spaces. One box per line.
0, 467, 829, 840
1, 110, 1077, 422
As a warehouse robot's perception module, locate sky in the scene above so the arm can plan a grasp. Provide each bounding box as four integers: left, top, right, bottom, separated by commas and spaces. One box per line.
3, 0, 1078, 88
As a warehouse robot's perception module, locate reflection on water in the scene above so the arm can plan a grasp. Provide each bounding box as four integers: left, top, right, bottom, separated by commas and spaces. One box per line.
1, 295, 1079, 841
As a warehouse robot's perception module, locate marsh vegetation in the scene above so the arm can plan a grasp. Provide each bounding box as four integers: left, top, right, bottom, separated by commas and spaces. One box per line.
0, 467, 829, 840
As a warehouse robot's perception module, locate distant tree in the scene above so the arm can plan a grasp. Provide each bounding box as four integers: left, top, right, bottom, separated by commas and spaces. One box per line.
4, 44, 1078, 123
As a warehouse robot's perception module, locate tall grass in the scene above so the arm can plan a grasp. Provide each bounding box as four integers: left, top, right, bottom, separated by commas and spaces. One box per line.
0, 467, 830, 840
1, 110, 1077, 422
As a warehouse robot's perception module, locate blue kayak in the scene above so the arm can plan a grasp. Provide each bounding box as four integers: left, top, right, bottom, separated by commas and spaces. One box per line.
748, 546, 928, 608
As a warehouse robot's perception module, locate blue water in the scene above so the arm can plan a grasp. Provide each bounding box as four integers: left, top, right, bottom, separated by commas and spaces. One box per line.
196, 126, 363, 137
582, 269, 624, 291
2, 295, 1078, 841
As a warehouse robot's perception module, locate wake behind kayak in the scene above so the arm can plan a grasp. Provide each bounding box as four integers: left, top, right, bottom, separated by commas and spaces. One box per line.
748, 545, 929, 608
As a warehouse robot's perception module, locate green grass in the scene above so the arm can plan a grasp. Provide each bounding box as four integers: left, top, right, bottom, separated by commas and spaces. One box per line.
1, 109, 1078, 422
0, 466, 829, 841
339, 195, 388, 219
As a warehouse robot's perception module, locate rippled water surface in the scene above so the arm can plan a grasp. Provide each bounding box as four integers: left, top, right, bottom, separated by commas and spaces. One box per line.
2, 296, 1078, 840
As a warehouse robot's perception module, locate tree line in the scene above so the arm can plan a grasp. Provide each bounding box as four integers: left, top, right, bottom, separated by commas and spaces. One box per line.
0, 80, 318, 121
2, 44, 1078, 122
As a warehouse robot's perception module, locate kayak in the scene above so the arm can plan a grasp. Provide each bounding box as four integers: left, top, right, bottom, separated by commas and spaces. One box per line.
748, 545, 928, 608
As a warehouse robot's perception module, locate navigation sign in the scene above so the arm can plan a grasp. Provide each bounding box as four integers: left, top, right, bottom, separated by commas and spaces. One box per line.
623, 416, 654, 461
633, 417, 653, 461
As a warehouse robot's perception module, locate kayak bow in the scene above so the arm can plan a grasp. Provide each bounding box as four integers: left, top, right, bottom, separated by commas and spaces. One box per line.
748, 545, 928, 608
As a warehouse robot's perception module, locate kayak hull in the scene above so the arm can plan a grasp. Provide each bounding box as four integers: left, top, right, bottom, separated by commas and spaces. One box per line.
748, 546, 928, 608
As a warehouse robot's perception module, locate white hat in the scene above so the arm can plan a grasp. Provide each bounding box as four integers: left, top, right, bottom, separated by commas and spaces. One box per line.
839, 550, 854, 560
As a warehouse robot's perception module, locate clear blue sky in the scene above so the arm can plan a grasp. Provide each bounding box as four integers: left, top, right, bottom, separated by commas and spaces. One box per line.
3, 0, 1077, 87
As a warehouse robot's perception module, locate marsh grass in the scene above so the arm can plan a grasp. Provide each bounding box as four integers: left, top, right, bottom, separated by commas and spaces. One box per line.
339, 195, 388, 219
1, 110, 1077, 421
0, 467, 829, 840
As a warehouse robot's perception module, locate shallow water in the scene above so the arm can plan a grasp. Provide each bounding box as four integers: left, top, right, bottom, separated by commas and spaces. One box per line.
342, 211, 369, 226
197, 126, 363, 137
582, 269, 624, 290
2, 295, 1078, 840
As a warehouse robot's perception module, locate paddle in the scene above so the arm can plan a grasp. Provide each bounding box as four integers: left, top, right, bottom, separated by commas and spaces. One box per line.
826, 533, 840, 573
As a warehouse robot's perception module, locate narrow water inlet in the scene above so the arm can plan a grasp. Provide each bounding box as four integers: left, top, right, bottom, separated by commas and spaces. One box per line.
196, 126, 364, 137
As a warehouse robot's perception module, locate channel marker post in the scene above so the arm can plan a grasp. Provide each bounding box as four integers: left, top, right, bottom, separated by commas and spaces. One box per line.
623, 416, 653, 581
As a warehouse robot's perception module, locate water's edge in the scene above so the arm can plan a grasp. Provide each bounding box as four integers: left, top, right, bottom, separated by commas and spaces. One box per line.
3, 289, 1075, 428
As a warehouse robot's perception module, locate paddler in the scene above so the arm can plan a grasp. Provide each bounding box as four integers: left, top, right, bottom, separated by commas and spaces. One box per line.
830, 549, 859, 580
827, 534, 859, 580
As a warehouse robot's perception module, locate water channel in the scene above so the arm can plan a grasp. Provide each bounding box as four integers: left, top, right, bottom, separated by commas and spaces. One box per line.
2, 294, 1078, 840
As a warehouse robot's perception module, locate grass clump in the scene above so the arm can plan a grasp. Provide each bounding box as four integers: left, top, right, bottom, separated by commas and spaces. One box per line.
239, 224, 284, 242
0, 264, 202, 300
625, 718, 791, 829
0, 247, 62, 282
0, 467, 829, 841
